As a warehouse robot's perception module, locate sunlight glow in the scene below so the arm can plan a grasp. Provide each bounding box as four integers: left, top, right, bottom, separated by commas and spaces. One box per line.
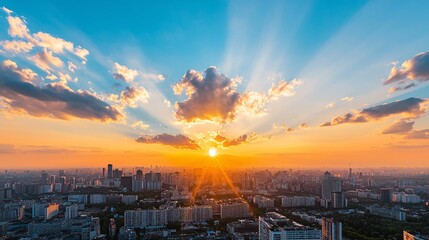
209, 147, 217, 157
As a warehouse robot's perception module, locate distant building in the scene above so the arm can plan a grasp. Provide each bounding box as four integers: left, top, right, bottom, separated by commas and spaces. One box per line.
369, 204, 406, 221
259, 212, 321, 240
124, 209, 168, 229
381, 188, 392, 203
253, 195, 275, 209
108, 164, 113, 179
227, 220, 259, 240
220, 202, 251, 219
322, 172, 341, 206
32, 202, 59, 220
281, 196, 316, 208
330, 192, 347, 208
65, 204, 79, 219
322, 217, 342, 240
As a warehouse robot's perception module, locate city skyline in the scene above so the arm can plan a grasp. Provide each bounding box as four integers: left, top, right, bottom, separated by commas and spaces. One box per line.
1, 0, 429, 169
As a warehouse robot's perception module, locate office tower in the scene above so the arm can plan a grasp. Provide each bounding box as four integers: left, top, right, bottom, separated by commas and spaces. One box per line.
50, 175, 56, 184
102, 168, 106, 178
381, 188, 392, 203
136, 170, 143, 181
322, 171, 341, 201
120, 176, 133, 191
322, 218, 342, 240
65, 204, 79, 219
41, 171, 49, 185
107, 164, 113, 179
331, 192, 346, 208
59, 170, 65, 176
259, 212, 321, 240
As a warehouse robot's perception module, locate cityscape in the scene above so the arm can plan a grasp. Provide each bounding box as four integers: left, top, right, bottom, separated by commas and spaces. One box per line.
1, 0, 429, 240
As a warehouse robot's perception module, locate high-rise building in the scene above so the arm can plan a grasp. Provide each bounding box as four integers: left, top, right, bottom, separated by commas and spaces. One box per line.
322, 217, 342, 240
136, 170, 143, 181
107, 164, 113, 179
259, 212, 321, 240
381, 188, 392, 203
322, 172, 341, 201
41, 171, 49, 185
102, 168, 106, 178
331, 192, 347, 208
45, 203, 59, 220
65, 204, 79, 219
121, 176, 133, 191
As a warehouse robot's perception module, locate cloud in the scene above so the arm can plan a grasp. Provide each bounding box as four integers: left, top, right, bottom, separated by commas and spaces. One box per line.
326, 102, 336, 108
164, 99, 171, 108
174, 67, 302, 123
0, 40, 34, 53
6, 15, 30, 38
239, 91, 268, 115
382, 120, 415, 134
0, 60, 122, 121
321, 97, 428, 127
112, 62, 139, 82
142, 73, 165, 81
2, 59, 38, 83
1, 7, 13, 15
385, 50, 429, 92
68, 61, 77, 72
120, 86, 149, 108
174, 67, 241, 123
29, 49, 63, 73
268, 79, 302, 100
273, 123, 294, 132
404, 129, 429, 139
3, 10, 89, 63
136, 133, 200, 150
214, 133, 268, 147
341, 96, 354, 102
130, 121, 149, 130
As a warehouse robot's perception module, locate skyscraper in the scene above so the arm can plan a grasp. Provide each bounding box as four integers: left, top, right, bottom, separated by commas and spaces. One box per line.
322, 217, 342, 240
322, 171, 341, 201
107, 164, 113, 179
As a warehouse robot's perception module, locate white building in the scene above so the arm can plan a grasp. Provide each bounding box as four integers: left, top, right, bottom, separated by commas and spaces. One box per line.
259, 212, 321, 240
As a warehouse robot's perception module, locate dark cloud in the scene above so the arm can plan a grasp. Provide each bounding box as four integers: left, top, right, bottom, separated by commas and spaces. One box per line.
385, 50, 429, 92
404, 129, 429, 139
173, 67, 302, 123
120, 86, 149, 107
0, 60, 122, 121
321, 98, 428, 127
382, 120, 414, 134
173, 67, 240, 123
136, 133, 200, 150
222, 134, 248, 147
213, 133, 268, 147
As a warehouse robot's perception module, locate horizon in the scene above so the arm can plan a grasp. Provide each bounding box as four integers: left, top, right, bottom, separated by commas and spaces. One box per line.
1, 0, 429, 169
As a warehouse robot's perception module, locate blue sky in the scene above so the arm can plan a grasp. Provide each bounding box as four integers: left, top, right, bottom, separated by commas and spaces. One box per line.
0, 0, 429, 168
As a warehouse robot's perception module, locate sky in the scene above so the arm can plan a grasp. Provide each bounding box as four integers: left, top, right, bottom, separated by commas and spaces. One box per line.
0, 0, 429, 169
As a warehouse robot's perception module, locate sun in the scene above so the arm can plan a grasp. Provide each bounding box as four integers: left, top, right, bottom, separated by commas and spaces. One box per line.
208, 147, 217, 157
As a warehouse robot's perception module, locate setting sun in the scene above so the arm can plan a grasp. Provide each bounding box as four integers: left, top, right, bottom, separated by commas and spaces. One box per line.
208, 147, 217, 157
